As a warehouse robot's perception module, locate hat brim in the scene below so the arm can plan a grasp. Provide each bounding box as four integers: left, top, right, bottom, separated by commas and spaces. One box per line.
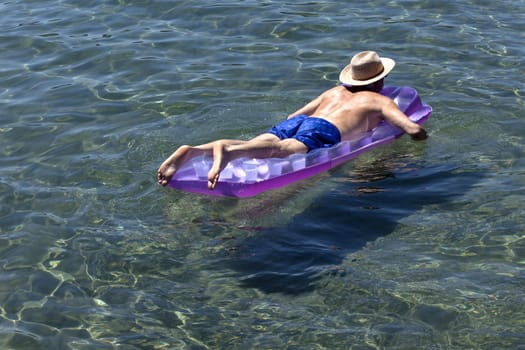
339, 57, 396, 86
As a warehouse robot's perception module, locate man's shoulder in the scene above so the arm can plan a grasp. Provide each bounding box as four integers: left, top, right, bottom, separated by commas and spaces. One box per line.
326, 86, 382, 97
323, 86, 389, 104
353, 90, 389, 101
323, 85, 346, 94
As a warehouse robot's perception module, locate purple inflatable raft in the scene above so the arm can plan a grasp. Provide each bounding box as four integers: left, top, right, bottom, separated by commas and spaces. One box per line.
168, 86, 432, 197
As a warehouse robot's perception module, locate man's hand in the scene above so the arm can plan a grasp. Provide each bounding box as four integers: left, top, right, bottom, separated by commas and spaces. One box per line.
409, 127, 428, 141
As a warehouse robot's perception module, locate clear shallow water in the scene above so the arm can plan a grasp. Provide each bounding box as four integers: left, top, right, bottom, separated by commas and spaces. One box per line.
1, 0, 524, 349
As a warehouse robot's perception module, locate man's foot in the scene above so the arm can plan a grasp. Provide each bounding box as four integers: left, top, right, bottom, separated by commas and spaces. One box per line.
157, 145, 191, 186
157, 163, 177, 186
207, 141, 229, 190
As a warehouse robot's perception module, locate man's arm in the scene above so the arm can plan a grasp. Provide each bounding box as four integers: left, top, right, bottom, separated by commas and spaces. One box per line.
381, 99, 427, 140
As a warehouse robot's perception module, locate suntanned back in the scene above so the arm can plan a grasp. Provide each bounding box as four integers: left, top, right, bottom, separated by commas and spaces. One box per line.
309, 86, 389, 140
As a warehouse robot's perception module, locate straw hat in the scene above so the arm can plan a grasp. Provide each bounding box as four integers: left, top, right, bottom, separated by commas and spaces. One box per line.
339, 51, 395, 86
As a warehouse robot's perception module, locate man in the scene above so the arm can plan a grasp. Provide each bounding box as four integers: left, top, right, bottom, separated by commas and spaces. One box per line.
158, 51, 427, 190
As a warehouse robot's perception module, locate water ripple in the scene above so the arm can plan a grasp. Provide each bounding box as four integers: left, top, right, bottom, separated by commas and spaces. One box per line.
1, 0, 525, 348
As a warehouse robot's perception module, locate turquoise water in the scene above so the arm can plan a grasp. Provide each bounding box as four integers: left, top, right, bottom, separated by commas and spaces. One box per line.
1, 0, 524, 349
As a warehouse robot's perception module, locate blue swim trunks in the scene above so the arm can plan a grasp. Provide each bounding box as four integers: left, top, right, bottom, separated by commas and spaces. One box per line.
267, 114, 341, 151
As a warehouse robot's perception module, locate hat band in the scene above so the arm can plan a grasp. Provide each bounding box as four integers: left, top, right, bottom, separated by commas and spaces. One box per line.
353, 65, 384, 81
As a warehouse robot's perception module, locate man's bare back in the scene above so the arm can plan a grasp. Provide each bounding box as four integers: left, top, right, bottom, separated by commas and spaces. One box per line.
289, 86, 381, 140
288, 85, 423, 142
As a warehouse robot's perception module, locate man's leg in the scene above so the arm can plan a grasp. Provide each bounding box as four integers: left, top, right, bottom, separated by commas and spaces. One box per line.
207, 136, 308, 189
157, 139, 248, 186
